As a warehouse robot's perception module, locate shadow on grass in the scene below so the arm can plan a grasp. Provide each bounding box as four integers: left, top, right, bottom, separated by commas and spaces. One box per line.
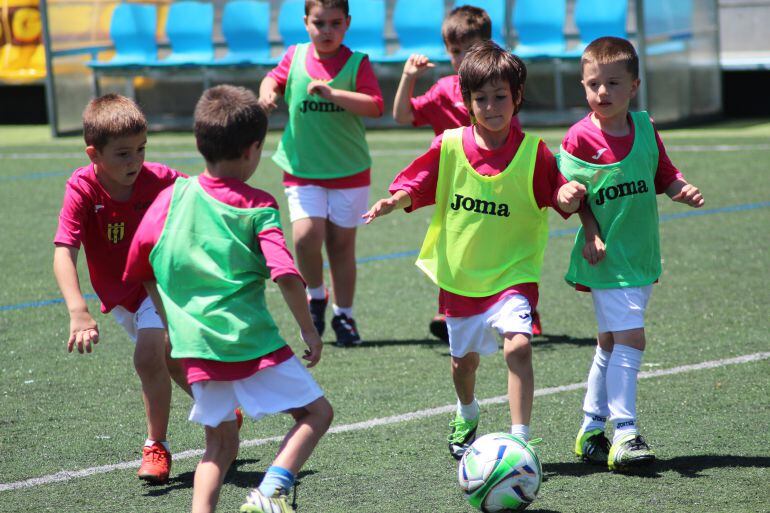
544, 454, 770, 479
532, 333, 596, 349
350, 338, 449, 348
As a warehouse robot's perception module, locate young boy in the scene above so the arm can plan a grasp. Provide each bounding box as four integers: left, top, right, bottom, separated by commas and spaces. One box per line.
392, 5, 538, 341
257, 0, 383, 347
561, 37, 704, 471
53, 94, 191, 484
365, 41, 587, 459
124, 85, 333, 513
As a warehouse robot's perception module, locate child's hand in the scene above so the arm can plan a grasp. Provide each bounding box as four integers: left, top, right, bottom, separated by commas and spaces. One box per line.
362, 197, 399, 224
258, 92, 278, 114
582, 234, 606, 265
68, 311, 99, 354
557, 181, 587, 213
402, 54, 435, 78
671, 183, 704, 208
300, 329, 323, 368
307, 80, 334, 100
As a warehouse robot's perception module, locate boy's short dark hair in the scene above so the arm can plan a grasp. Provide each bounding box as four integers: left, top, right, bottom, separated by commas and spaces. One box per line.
442, 5, 492, 47
582, 36, 639, 79
305, 0, 348, 16
459, 40, 527, 115
194, 85, 268, 164
82, 94, 146, 151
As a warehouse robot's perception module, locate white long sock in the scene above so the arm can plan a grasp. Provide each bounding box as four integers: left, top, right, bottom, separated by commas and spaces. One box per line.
332, 304, 353, 318
307, 285, 326, 300
581, 346, 611, 432
510, 424, 530, 442
457, 398, 479, 421
607, 345, 643, 443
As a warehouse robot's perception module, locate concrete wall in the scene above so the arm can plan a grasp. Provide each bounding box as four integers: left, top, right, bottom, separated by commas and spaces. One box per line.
718, 0, 770, 53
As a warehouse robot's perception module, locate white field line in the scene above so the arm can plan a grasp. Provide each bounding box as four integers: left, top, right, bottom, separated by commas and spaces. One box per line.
1, 351, 768, 492
2, 143, 770, 161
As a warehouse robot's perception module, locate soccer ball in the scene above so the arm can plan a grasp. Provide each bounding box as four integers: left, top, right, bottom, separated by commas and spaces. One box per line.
458, 432, 542, 512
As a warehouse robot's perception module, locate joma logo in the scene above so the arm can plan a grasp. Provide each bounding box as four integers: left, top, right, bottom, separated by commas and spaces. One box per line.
450, 193, 510, 217
595, 180, 649, 205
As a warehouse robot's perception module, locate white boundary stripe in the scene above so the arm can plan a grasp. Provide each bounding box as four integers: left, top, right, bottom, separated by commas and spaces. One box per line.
3, 143, 770, 161
1, 351, 767, 492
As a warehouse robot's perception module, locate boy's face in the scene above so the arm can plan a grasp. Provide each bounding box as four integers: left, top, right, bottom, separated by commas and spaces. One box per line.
468, 80, 516, 134
87, 131, 147, 190
581, 61, 639, 122
446, 37, 482, 73
305, 6, 350, 57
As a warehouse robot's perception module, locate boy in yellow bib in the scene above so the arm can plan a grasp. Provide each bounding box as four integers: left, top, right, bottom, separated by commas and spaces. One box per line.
365, 41, 587, 459
562, 37, 704, 471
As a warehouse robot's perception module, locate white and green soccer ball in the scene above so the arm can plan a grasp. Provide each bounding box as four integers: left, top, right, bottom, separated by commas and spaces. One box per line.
458, 432, 542, 512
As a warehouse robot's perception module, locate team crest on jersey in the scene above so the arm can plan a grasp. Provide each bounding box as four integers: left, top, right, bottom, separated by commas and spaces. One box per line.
107, 222, 125, 244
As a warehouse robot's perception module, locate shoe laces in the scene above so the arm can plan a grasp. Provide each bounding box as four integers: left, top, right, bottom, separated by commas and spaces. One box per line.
144, 444, 168, 463
448, 417, 477, 443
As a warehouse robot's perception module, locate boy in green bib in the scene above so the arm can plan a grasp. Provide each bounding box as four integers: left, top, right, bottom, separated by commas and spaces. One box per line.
561, 37, 704, 471
124, 86, 333, 513
365, 41, 587, 459
258, 0, 383, 348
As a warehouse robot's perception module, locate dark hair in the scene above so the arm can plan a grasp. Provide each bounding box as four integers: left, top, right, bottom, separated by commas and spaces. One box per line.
582, 36, 639, 79
193, 85, 268, 164
82, 94, 146, 150
305, 0, 348, 16
459, 40, 527, 115
442, 5, 492, 47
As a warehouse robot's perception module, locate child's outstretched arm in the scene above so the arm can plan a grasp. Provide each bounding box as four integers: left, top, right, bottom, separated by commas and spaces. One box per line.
578, 205, 606, 265
53, 244, 99, 354
393, 54, 435, 125
556, 180, 587, 213
666, 178, 704, 208
276, 275, 323, 367
362, 190, 412, 224
306, 81, 381, 118
258, 76, 283, 114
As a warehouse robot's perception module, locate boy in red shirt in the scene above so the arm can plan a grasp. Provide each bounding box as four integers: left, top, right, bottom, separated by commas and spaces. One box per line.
53, 94, 191, 484
392, 6, 540, 341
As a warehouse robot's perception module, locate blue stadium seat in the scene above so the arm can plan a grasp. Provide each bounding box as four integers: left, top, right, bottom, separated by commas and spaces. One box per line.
384, 0, 447, 62
215, 0, 276, 66
278, 0, 308, 48
645, 0, 692, 55
510, 0, 567, 59
156, 1, 215, 66
564, 0, 628, 57
346, 0, 386, 61
88, 3, 158, 68
453, 0, 506, 47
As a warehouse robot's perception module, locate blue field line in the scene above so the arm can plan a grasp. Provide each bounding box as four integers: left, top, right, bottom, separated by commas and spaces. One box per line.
2, 201, 768, 314
0, 170, 71, 182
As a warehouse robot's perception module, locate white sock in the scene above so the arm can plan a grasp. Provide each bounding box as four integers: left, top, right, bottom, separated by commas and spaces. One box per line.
510, 424, 530, 441
307, 285, 326, 301
581, 346, 611, 432
332, 304, 353, 318
456, 398, 479, 420
607, 345, 643, 444
145, 439, 170, 452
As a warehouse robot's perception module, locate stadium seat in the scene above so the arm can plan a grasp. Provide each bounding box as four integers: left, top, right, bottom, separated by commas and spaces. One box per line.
346, 0, 387, 61
155, 1, 215, 66
278, 0, 309, 48
383, 0, 447, 62
88, 3, 158, 68
453, 0, 506, 47
510, 0, 567, 59
564, 0, 628, 57
645, 0, 692, 55
214, 0, 276, 66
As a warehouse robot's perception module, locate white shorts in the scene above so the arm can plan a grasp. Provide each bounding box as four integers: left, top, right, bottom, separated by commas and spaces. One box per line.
284, 185, 369, 228
591, 285, 653, 333
111, 296, 164, 343
188, 356, 325, 427
446, 294, 533, 358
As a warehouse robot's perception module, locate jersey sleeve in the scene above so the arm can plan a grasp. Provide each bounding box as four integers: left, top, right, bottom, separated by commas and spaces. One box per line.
652, 126, 683, 193
258, 227, 303, 282
123, 186, 173, 283
533, 141, 571, 219
388, 134, 443, 212
266, 45, 297, 94
410, 81, 443, 128
53, 179, 90, 248
355, 56, 384, 115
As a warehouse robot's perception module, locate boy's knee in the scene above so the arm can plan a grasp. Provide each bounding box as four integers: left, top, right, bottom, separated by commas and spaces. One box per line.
451, 355, 479, 374
504, 335, 532, 362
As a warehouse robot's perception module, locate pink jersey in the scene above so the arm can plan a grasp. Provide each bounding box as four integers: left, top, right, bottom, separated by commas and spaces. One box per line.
269, 44, 383, 189
123, 173, 301, 383
54, 162, 183, 313
389, 124, 569, 317
411, 74, 522, 135
561, 113, 683, 193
